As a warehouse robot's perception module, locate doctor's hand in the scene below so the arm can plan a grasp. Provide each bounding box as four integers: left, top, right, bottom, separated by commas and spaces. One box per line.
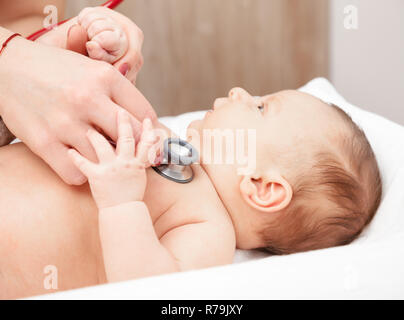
0, 35, 156, 185
69, 111, 156, 209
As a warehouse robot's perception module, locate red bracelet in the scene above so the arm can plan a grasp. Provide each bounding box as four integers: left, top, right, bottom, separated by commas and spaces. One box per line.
0, 33, 21, 56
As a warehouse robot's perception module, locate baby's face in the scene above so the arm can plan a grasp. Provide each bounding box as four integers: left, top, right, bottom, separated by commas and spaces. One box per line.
188, 88, 341, 248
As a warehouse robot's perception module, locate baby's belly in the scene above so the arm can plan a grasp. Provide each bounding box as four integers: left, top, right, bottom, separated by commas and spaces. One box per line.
0, 144, 106, 299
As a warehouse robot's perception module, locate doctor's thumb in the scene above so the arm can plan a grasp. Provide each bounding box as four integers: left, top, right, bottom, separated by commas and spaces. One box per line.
66, 25, 88, 56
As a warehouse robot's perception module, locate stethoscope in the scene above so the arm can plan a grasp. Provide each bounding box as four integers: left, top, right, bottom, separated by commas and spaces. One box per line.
152, 138, 199, 184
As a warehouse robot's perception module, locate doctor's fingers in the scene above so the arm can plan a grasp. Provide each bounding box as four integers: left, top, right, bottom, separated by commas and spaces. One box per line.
65, 130, 99, 165
112, 18, 144, 83
87, 96, 143, 145
40, 140, 88, 186
20, 119, 87, 185
111, 74, 156, 136
114, 38, 143, 84
114, 45, 143, 84
66, 25, 88, 56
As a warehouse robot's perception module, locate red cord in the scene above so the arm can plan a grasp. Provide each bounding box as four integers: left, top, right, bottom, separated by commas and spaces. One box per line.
26, 0, 124, 41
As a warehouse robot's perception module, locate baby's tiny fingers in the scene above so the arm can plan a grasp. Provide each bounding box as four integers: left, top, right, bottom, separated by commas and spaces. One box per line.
86, 41, 116, 63
78, 9, 105, 30
87, 18, 115, 39
68, 149, 96, 177
117, 110, 135, 159
92, 30, 124, 53
136, 118, 157, 165
87, 129, 116, 163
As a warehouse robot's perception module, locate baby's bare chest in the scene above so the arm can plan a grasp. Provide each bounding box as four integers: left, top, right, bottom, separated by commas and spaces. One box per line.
144, 166, 228, 238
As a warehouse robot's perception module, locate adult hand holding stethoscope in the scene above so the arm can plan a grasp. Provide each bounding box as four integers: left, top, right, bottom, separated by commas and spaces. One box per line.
0, 0, 156, 185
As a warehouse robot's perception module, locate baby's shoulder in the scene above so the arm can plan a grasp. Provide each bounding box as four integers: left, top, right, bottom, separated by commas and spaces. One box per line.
146, 164, 229, 230
162, 173, 236, 267
150, 164, 234, 243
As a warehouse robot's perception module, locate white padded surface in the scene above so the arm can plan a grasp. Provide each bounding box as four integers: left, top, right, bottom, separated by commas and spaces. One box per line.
36, 78, 404, 299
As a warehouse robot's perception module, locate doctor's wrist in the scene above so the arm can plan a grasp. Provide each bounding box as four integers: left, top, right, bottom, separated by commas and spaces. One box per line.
0, 34, 27, 113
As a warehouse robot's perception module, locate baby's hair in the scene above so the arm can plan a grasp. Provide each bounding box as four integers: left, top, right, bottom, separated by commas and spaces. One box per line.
261, 104, 382, 255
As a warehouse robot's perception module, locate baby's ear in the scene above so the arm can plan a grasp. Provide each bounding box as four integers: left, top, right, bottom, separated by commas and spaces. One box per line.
239, 173, 293, 213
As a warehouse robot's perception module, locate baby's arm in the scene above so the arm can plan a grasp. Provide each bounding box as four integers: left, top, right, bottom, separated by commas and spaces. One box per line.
100, 203, 234, 279
98, 202, 178, 281
69, 111, 179, 282
160, 220, 236, 271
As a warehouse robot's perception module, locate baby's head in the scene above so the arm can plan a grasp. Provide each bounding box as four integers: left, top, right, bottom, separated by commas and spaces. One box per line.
188, 88, 382, 254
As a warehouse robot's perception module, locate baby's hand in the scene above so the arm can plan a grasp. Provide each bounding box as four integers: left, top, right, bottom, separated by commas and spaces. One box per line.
69, 111, 156, 209
78, 7, 128, 64
36, 7, 144, 83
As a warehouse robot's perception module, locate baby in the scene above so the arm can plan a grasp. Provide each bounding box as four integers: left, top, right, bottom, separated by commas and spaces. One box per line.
0, 8, 382, 299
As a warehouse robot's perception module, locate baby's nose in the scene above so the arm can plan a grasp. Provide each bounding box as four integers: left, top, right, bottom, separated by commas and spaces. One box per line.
228, 88, 252, 104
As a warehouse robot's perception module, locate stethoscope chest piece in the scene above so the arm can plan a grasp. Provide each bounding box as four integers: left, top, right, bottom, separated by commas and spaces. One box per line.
152, 138, 199, 184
